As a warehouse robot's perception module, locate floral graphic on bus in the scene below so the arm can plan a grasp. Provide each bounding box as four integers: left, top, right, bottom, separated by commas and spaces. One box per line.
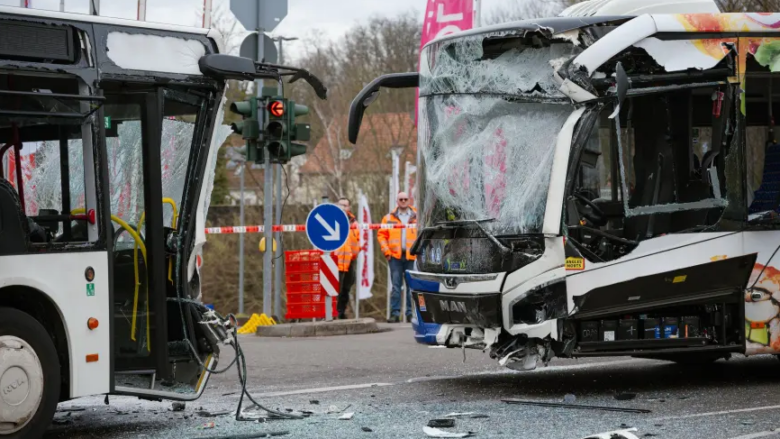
745, 263, 780, 354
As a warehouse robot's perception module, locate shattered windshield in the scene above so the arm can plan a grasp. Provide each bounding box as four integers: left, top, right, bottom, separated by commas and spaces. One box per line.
417, 35, 577, 236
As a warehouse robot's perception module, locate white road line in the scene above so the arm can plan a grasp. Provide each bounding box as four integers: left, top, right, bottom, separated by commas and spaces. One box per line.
652, 405, 780, 421
728, 428, 780, 439
250, 383, 393, 398
247, 359, 642, 398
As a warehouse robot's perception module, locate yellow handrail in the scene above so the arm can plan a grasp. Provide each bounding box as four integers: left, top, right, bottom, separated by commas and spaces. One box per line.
73, 198, 178, 354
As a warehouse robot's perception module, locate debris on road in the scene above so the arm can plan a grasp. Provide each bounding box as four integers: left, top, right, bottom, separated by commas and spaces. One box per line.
362, 427, 373, 432
172, 402, 186, 412
503, 399, 651, 414
564, 394, 577, 403
423, 426, 474, 438
444, 412, 474, 418
104, 395, 109, 405
428, 419, 456, 428
580, 428, 639, 439
197, 422, 216, 429
470, 414, 490, 419
57, 406, 86, 412
197, 410, 233, 418
339, 412, 355, 420
615, 393, 637, 401
310, 400, 320, 405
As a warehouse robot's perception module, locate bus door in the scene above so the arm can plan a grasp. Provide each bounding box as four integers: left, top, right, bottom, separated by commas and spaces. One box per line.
103, 85, 208, 394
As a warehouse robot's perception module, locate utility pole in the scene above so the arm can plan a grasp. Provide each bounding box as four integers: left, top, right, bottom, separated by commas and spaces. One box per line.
238, 162, 245, 315
270, 35, 296, 320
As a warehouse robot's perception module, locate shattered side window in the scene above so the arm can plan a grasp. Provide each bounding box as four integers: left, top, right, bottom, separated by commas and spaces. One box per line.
613, 88, 732, 222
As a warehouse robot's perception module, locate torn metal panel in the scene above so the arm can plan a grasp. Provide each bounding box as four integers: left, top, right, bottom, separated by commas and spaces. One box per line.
634, 37, 731, 72
423, 426, 474, 438
424, 16, 627, 48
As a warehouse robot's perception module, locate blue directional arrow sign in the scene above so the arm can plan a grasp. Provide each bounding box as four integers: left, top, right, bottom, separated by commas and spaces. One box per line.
305, 203, 350, 253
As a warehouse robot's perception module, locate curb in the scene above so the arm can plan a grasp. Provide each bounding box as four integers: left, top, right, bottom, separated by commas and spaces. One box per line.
255, 318, 380, 337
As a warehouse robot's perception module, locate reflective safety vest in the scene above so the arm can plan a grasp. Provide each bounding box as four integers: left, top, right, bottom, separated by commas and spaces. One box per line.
335, 211, 360, 272
377, 207, 418, 260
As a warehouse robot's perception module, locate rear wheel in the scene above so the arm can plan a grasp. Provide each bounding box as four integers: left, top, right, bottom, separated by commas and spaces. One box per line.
0, 307, 61, 439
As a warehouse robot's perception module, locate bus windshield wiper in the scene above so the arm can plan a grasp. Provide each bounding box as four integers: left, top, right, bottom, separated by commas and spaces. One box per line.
410, 218, 511, 257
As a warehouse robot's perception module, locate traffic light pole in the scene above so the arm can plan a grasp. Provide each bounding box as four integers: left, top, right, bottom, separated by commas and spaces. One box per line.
263, 147, 273, 317
274, 163, 282, 319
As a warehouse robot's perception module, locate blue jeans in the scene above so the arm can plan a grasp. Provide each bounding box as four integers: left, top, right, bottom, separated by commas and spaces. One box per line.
390, 257, 415, 318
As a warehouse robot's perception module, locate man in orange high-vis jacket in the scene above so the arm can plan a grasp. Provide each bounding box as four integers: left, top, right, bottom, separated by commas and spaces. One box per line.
335, 197, 360, 319
378, 192, 418, 323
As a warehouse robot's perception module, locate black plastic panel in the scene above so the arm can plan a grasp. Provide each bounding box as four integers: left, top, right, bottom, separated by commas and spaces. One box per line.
573, 253, 756, 318
417, 291, 501, 327
0, 21, 74, 63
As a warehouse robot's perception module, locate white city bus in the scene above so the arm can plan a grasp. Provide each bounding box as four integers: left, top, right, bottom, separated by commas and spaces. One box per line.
0, 7, 324, 438
349, 0, 780, 370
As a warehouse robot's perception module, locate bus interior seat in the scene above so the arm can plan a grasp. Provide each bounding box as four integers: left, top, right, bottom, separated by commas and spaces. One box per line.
748, 142, 780, 214
0, 177, 30, 255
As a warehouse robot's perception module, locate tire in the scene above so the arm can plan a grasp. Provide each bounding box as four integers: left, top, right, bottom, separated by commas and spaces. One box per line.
0, 307, 61, 439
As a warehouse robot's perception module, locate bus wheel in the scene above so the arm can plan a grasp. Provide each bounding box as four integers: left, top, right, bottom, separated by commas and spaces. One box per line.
0, 308, 61, 439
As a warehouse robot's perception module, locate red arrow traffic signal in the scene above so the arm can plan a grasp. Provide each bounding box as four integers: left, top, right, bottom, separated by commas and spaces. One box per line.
269, 100, 284, 117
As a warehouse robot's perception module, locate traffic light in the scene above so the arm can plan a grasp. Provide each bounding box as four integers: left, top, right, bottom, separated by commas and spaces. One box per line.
265, 98, 287, 164
229, 96, 262, 162
261, 98, 311, 164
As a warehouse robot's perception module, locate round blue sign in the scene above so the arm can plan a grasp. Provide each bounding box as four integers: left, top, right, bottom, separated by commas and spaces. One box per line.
305, 203, 350, 253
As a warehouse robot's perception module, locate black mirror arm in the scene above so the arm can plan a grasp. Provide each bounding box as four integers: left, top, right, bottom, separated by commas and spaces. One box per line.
348, 72, 419, 144
259, 63, 328, 100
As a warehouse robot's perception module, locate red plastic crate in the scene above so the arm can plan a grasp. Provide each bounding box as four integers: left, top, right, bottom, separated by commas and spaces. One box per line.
285, 293, 324, 304
285, 302, 337, 320
285, 250, 323, 263
286, 282, 322, 294
285, 261, 320, 274
286, 272, 320, 283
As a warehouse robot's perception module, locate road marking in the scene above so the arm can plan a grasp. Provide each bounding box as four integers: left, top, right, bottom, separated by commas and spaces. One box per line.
245, 359, 642, 398
728, 429, 780, 439
250, 383, 393, 398
653, 405, 780, 421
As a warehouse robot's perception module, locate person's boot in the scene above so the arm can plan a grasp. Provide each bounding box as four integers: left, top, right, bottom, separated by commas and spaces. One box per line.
388, 315, 400, 323
338, 313, 347, 320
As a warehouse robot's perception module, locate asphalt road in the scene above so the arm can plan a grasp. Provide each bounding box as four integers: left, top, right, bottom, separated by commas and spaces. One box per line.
47, 324, 780, 439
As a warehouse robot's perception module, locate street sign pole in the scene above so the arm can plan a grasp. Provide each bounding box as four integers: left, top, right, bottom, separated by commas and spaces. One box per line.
324, 252, 333, 322
274, 163, 282, 319
231, 0, 288, 317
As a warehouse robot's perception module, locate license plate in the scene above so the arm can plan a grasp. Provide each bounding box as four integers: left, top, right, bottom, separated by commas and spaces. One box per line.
418, 294, 427, 312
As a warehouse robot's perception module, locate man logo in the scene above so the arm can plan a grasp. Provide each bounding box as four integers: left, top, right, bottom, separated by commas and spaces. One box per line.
440, 300, 467, 313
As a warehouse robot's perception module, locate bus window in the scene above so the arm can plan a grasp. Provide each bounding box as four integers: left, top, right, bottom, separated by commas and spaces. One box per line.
0, 73, 93, 244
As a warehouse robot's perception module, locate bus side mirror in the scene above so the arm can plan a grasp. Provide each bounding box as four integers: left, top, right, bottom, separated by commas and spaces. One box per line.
198, 54, 277, 81
348, 72, 419, 144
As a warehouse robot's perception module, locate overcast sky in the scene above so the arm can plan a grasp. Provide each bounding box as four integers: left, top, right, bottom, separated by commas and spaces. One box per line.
0, 0, 536, 59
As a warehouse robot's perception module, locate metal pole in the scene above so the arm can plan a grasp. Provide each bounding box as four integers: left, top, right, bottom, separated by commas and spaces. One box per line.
278, 39, 284, 65
386, 178, 392, 321
202, 0, 213, 29
325, 251, 333, 322
137, 0, 146, 21
257, 5, 272, 318
355, 189, 363, 319
90, 0, 99, 15
60, 0, 65, 12
474, 0, 481, 28
238, 165, 245, 314
274, 163, 282, 319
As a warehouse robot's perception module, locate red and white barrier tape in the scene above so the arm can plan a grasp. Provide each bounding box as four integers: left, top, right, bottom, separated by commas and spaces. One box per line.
204, 223, 417, 235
